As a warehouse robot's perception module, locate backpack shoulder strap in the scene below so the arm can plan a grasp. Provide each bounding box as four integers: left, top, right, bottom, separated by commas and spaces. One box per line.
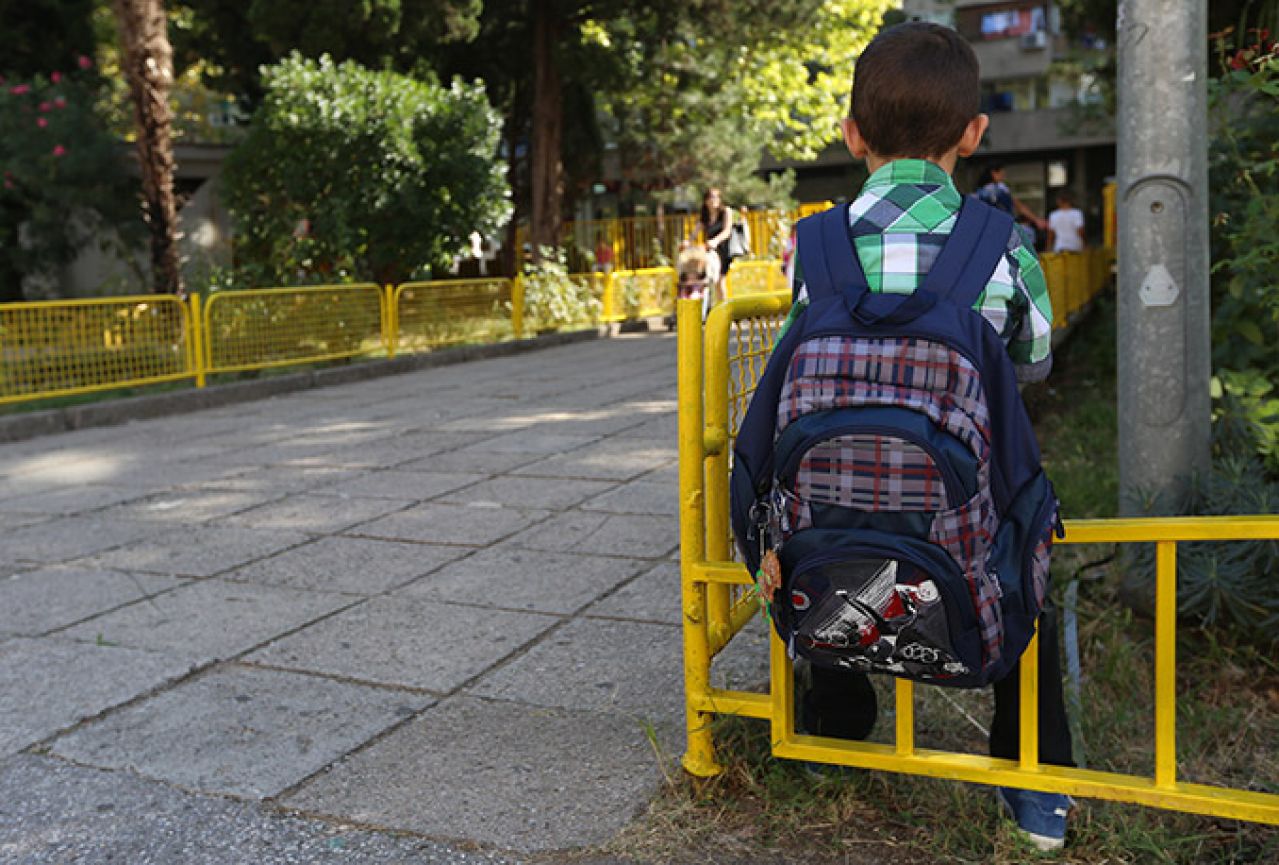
795, 203, 870, 304
920, 196, 1015, 310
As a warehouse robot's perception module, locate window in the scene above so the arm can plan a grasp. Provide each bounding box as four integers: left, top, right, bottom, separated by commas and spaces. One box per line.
958, 2, 1049, 41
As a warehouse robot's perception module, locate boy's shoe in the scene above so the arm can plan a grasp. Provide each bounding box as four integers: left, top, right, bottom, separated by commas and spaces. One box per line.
996, 787, 1072, 852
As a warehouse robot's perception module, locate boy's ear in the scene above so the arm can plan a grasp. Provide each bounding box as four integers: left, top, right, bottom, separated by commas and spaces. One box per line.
842, 117, 871, 160
956, 114, 990, 158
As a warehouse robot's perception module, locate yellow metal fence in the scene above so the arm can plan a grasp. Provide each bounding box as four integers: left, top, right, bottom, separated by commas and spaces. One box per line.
0, 269, 681, 406
678, 294, 1279, 826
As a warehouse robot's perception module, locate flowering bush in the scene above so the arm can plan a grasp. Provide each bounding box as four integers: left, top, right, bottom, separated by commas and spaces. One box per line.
0, 60, 140, 301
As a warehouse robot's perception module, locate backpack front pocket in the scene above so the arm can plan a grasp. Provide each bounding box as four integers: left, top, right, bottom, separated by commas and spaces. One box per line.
777, 531, 981, 683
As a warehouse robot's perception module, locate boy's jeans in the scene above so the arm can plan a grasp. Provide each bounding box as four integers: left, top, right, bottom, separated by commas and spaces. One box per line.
796, 605, 1075, 769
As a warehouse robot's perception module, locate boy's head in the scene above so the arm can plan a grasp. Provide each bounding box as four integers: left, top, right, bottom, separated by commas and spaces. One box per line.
1055, 188, 1075, 208
844, 22, 987, 168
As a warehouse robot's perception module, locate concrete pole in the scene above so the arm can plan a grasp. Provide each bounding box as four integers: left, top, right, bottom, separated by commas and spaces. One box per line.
1116, 0, 1212, 514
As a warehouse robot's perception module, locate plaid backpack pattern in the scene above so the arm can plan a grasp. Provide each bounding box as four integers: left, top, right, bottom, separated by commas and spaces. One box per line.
730, 199, 1061, 689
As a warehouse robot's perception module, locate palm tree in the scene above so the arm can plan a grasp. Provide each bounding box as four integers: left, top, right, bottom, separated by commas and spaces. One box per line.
111, 0, 182, 295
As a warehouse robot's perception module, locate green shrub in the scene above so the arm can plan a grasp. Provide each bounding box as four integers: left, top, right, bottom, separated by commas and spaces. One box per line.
518, 247, 600, 331
222, 53, 510, 287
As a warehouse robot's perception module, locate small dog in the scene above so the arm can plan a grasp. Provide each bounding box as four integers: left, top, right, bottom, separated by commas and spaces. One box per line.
676, 243, 721, 322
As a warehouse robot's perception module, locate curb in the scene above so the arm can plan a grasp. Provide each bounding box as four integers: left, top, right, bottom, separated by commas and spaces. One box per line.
0, 327, 608, 445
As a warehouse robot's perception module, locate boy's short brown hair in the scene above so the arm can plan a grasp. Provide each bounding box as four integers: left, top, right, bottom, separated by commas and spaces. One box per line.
850, 22, 981, 159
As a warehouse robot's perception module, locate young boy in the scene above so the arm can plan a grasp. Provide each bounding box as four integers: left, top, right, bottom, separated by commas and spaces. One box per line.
1048, 189, 1086, 253
779, 22, 1073, 851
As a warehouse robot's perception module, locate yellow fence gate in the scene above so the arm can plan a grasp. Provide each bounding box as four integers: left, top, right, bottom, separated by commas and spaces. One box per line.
677, 294, 1279, 825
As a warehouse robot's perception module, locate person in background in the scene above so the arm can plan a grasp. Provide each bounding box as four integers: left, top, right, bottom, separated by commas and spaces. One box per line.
593, 233, 615, 273
698, 187, 734, 303
1047, 189, 1085, 253
977, 162, 1047, 235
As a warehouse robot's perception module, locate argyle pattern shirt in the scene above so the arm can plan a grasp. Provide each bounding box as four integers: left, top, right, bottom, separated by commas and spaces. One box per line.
779, 159, 1054, 381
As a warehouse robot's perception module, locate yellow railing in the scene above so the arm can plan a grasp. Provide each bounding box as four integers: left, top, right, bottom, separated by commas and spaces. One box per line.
1040, 247, 1113, 329
0, 295, 194, 405
678, 293, 1279, 826
723, 260, 788, 299
393, 278, 515, 354
202, 283, 385, 377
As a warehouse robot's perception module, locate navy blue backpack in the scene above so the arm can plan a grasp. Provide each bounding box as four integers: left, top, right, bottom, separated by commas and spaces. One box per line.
730, 197, 1062, 689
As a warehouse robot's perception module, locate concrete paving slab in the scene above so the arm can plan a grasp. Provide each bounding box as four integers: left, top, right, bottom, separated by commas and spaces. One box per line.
440, 475, 615, 510
582, 563, 681, 626
396, 449, 543, 475
0, 566, 184, 636
0, 516, 156, 565
50, 665, 431, 799
81, 524, 313, 577
247, 596, 558, 692
467, 618, 683, 722
309, 469, 486, 502
398, 548, 644, 615
0, 512, 53, 530
455, 431, 602, 456
0, 754, 516, 865
92, 460, 263, 490
285, 695, 661, 853
228, 537, 468, 595
510, 439, 676, 481
194, 465, 361, 494
221, 493, 411, 534
579, 481, 676, 516
59, 579, 352, 661
0, 484, 152, 517
0, 637, 193, 756
505, 511, 678, 559
352, 502, 550, 547
103, 489, 287, 524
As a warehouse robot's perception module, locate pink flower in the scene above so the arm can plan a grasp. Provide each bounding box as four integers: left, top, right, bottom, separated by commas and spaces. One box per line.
10, 84, 30, 95
50, 71, 62, 83
36, 117, 48, 128
77, 55, 93, 70
38, 101, 51, 112
54, 97, 66, 109
52, 145, 66, 157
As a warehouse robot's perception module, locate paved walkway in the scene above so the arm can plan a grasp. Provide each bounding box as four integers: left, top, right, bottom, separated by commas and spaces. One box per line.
0, 333, 768, 864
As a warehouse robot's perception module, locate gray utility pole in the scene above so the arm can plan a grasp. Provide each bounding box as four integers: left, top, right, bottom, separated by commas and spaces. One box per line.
1116, 0, 1212, 513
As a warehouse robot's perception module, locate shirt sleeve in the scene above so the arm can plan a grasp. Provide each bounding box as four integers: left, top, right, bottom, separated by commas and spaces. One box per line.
1005, 228, 1054, 382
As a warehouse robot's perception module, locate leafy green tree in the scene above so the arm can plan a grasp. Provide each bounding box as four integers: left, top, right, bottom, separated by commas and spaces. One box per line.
170, 0, 480, 102
0, 11, 141, 302
593, 1, 889, 205
221, 53, 510, 286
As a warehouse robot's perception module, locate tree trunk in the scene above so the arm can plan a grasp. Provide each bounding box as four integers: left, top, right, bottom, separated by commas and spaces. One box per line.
529, 1, 563, 261
112, 0, 183, 295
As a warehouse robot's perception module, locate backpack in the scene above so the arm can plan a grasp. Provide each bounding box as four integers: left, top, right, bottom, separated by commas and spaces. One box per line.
729, 197, 1062, 689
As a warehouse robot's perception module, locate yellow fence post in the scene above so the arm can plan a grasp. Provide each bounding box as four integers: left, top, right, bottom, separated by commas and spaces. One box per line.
384, 284, 398, 359
678, 296, 721, 778
189, 293, 206, 389
511, 274, 525, 340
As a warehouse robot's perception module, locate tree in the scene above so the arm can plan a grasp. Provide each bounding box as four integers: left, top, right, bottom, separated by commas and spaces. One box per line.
111, 0, 183, 295
170, 0, 481, 104
593, 1, 891, 203
221, 54, 510, 286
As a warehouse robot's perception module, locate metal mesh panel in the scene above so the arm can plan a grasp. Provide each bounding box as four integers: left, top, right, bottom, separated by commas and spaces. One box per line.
0, 296, 192, 404
727, 312, 786, 442
203, 284, 384, 374
612, 267, 676, 319
394, 279, 513, 352
724, 261, 786, 299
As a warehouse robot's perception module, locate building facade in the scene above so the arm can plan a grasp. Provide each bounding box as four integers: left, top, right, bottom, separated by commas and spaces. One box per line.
780, 0, 1116, 246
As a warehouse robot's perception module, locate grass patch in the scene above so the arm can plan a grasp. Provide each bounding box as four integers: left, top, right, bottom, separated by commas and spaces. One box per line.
611, 292, 1279, 864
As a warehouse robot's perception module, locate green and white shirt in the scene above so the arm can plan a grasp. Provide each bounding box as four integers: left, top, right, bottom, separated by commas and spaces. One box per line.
780, 159, 1054, 382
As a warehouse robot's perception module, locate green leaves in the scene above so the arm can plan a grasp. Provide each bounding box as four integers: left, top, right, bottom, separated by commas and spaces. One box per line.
221, 53, 510, 286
